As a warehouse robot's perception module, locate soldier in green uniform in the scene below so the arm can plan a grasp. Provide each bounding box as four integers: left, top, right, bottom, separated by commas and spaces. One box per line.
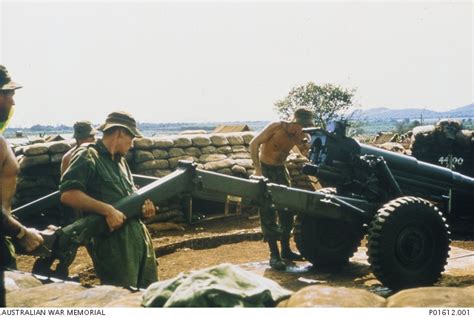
60, 111, 158, 289
61, 120, 97, 175
249, 107, 313, 270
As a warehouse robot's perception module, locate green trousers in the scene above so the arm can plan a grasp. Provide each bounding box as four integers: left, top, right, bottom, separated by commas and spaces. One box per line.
90, 219, 158, 289
259, 162, 295, 241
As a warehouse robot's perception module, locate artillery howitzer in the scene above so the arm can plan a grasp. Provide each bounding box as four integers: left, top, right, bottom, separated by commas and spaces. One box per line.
297, 121, 474, 289
11, 123, 473, 290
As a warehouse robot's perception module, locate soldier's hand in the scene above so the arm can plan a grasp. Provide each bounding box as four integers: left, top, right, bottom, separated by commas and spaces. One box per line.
18, 228, 44, 253
142, 199, 156, 219
105, 207, 127, 232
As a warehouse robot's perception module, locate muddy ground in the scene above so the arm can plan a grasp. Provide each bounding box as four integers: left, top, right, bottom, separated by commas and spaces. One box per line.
15, 214, 474, 296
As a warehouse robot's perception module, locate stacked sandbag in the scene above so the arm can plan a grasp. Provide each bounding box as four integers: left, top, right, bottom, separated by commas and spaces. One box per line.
410, 124, 437, 157
13, 140, 75, 228
131, 132, 318, 191
372, 132, 396, 144
410, 120, 474, 177
14, 140, 74, 204
14, 175, 58, 208
131, 132, 256, 178
398, 131, 413, 145
376, 142, 408, 155
143, 202, 186, 226
285, 153, 319, 191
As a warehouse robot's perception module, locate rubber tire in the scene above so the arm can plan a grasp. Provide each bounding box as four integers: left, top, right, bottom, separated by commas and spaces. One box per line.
294, 188, 364, 268
367, 196, 450, 290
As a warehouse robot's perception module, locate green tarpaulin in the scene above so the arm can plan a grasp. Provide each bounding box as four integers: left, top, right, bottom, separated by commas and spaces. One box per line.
142, 263, 292, 307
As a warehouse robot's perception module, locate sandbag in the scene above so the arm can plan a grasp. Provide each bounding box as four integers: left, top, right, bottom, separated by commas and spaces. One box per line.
210, 135, 228, 146
191, 136, 211, 147
6, 282, 86, 307
387, 287, 474, 307
286, 285, 386, 307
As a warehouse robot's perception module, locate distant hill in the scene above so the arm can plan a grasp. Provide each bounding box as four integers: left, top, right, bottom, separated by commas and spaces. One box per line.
354, 103, 474, 120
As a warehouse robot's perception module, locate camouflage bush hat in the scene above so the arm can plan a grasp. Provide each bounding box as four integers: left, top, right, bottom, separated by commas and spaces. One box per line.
292, 107, 314, 127
73, 120, 97, 140
98, 111, 142, 138
0, 65, 22, 91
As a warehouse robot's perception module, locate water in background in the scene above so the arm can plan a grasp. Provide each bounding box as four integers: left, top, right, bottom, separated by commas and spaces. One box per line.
5, 121, 269, 146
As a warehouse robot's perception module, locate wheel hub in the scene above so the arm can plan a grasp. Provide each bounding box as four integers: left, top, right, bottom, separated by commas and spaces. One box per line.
396, 226, 430, 267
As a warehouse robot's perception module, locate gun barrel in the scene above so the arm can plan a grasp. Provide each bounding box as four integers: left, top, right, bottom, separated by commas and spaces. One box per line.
360, 143, 474, 192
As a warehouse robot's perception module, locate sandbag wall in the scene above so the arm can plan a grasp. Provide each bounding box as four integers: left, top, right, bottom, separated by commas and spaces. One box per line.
285, 153, 319, 191
130, 132, 317, 191
130, 133, 257, 178
411, 123, 474, 177
410, 121, 474, 229
13, 140, 75, 228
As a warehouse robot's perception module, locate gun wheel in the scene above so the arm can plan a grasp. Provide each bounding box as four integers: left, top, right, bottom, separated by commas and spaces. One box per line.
367, 196, 450, 290
294, 188, 364, 268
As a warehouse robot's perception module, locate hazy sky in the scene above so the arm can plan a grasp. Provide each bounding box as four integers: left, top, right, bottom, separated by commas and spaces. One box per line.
1, 1, 472, 126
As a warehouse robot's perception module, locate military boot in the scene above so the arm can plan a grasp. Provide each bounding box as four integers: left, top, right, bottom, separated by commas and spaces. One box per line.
281, 238, 304, 261
268, 240, 286, 271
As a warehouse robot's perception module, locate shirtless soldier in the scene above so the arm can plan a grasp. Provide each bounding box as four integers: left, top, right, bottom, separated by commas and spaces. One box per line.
0, 65, 43, 306
249, 107, 314, 270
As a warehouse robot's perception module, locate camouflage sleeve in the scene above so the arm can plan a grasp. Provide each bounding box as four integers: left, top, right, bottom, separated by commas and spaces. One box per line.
59, 147, 96, 193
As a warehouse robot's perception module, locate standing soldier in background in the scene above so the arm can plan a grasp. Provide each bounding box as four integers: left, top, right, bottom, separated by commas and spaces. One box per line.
249, 107, 314, 270
60, 121, 97, 225
0, 65, 43, 307
61, 121, 97, 175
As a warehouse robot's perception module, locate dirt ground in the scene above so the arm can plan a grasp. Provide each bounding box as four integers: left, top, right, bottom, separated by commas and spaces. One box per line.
16, 216, 264, 285
15, 214, 474, 295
